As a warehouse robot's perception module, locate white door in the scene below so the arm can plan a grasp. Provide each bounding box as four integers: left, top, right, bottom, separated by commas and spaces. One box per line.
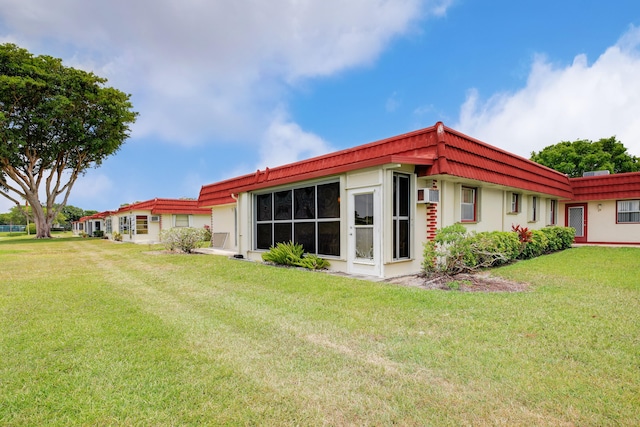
347, 187, 381, 277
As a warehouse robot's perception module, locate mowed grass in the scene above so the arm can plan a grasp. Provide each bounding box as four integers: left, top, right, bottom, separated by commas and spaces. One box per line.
1, 236, 639, 426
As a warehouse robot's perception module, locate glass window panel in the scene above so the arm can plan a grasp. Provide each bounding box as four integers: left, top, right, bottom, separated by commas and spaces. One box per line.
274, 190, 292, 220
294, 187, 316, 219
294, 222, 315, 253
175, 214, 189, 227
317, 182, 340, 218
318, 221, 340, 256
274, 222, 292, 244
136, 215, 148, 234
256, 223, 272, 249
257, 194, 272, 221
355, 228, 374, 260
398, 175, 409, 217
461, 187, 476, 221
393, 175, 398, 217
397, 219, 410, 259
354, 193, 373, 225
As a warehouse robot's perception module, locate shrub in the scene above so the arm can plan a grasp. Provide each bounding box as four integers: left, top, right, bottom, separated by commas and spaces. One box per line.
93, 230, 104, 238
26, 223, 37, 235
423, 225, 519, 275
540, 226, 575, 252
161, 227, 208, 253
202, 225, 212, 245
519, 229, 549, 259
113, 232, 122, 242
262, 241, 330, 270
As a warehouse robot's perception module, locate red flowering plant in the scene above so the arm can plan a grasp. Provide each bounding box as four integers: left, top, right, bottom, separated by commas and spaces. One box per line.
511, 224, 532, 244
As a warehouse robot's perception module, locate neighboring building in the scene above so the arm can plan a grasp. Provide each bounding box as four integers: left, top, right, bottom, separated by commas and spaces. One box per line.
74, 211, 112, 236
108, 198, 212, 244
565, 172, 640, 244
197, 122, 640, 278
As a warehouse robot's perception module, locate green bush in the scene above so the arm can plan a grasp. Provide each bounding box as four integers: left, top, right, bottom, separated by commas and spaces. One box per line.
26, 223, 36, 235
161, 227, 208, 253
519, 229, 549, 259
540, 226, 575, 252
93, 230, 104, 238
262, 241, 330, 270
423, 225, 519, 275
423, 225, 574, 275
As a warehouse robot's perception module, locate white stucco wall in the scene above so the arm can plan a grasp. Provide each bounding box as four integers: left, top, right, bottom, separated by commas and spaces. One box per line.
211, 205, 236, 250
560, 200, 640, 244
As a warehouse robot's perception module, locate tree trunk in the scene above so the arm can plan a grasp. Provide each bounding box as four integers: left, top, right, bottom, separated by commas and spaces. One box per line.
34, 214, 51, 238
29, 201, 52, 239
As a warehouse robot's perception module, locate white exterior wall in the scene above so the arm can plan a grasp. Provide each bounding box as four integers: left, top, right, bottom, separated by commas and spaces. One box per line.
213, 167, 571, 279
211, 205, 236, 250
559, 200, 640, 244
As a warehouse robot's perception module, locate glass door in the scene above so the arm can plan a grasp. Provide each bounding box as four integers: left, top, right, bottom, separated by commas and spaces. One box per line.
347, 187, 381, 276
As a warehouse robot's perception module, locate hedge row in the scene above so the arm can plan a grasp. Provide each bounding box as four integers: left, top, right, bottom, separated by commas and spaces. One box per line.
423, 224, 575, 275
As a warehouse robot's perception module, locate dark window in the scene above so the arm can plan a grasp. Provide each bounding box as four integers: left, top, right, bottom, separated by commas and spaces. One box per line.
317, 182, 340, 218
294, 222, 316, 253
318, 221, 340, 256
255, 181, 340, 256
274, 190, 292, 220
257, 194, 272, 221
274, 222, 292, 244
256, 223, 272, 249
294, 186, 316, 219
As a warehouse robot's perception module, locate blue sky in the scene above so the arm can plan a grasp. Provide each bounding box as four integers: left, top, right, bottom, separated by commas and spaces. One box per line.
1, 0, 639, 214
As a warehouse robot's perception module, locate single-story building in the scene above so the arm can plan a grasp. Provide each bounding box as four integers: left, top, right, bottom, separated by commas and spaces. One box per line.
197, 122, 639, 278
566, 172, 640, 244
106, 198, 213, 244
74, 211, 113, 236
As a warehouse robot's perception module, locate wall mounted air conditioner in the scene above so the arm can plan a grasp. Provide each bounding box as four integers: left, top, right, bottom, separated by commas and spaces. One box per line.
150, 215, 160, 222
417, 188, 440, 204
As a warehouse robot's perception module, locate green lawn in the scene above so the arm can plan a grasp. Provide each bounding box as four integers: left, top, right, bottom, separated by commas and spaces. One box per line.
1, 236, 639, 426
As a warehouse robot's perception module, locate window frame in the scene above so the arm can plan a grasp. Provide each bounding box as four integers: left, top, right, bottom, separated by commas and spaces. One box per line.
392, 173, 411, 260
508, 192, 521, 214
617, 199, 640, 224
136, 215, 149, 235
460, 186, 478, 223
174, 214, 190, 228
254, 180, 341, 256
548, 199, 557, 225
529, 195, 539, 222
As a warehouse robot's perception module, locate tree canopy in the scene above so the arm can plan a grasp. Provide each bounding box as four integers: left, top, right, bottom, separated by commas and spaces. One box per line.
530, 137, 639, 178
0, 44, 137, 237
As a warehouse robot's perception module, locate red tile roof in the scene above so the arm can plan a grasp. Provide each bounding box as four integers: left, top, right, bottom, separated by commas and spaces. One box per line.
117, 198, 211, 215
198, 122, 575, 207
78, 211, 114, 222
432, 126, 574, 198
570, 172, 640, 201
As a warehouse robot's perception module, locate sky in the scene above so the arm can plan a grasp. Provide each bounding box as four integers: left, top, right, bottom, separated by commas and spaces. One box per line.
1, 0, 639, 214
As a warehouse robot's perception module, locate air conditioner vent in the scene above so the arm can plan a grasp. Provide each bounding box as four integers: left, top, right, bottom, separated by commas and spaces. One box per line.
417, 188, 439, 204
150, 215, 160, 222
582, 170, 610, 177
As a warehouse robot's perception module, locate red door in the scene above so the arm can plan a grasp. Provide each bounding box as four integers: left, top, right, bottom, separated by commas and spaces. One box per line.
566, 203, 588, 243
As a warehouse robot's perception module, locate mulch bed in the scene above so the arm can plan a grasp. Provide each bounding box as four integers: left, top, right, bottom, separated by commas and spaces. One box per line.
385, 272, 529, 292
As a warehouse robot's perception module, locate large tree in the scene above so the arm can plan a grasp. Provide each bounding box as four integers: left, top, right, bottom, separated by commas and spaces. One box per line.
0, 44, 137, 238
530, 137, 639, 178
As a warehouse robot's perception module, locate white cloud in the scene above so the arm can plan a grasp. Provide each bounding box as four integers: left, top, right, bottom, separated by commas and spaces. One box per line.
455, 25, 640, 158
0, 0, 451, 147
67, 172, 114, 207
258, 110, 333, 168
